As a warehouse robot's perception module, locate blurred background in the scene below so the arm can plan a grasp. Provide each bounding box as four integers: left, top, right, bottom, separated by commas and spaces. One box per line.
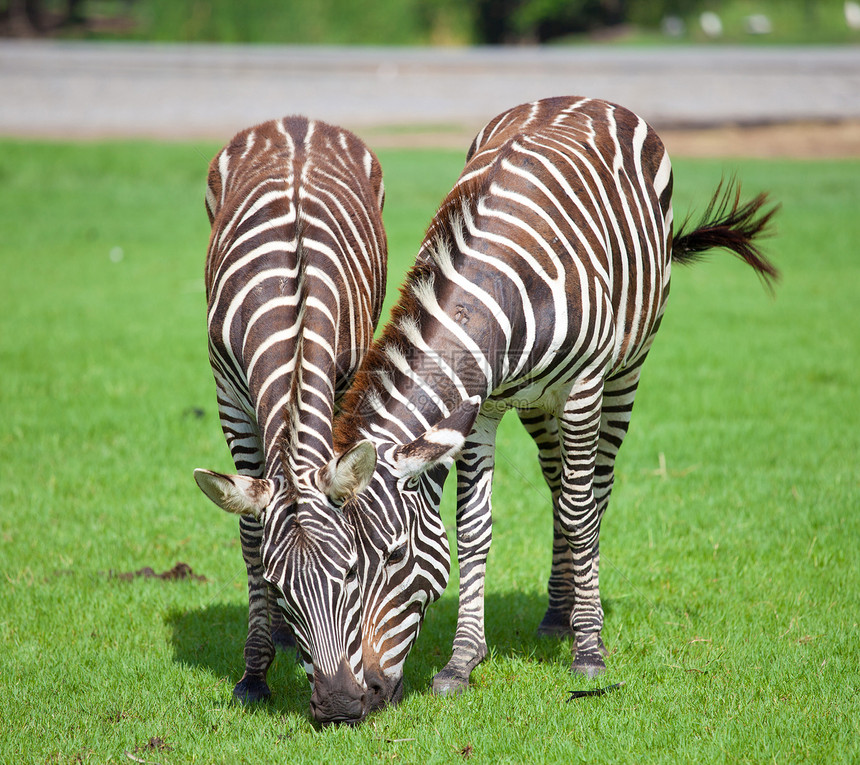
2, 0, 859, 46
2, 0, 859, 150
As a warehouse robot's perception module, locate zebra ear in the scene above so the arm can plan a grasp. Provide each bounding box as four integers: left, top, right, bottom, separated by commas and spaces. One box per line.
317, 441, 377, 506
394, 396, 482, 477
194, 469, 275, 520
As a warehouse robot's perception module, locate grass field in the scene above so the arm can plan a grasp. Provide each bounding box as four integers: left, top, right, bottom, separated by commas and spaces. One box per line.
0, 139, 858, 764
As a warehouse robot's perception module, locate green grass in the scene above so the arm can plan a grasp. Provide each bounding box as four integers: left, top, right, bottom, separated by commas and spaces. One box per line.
1, 139, 858, 764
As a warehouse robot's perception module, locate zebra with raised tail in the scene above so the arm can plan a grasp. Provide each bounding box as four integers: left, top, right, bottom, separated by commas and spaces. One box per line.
340, 96, 776, 698
191, 116, 387, 724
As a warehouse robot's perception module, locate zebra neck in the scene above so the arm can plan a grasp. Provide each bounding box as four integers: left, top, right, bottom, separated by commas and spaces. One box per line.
336, 330, 491, 451
285, 321, 341, 474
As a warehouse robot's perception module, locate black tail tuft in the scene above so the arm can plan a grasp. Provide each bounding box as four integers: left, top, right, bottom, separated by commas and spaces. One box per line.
673, 177, 780, 291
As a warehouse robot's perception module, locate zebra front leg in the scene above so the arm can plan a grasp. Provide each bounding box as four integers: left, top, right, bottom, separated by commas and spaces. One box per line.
558, 379, 607, 677
432, 414, 500, 696
234, 514, 276, 703
217, 396, 278, 702
268, 583, 296, 652
515, 409, 574, 637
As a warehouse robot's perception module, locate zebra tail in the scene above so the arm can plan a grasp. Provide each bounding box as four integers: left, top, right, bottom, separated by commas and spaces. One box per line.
672, 177, 781, 290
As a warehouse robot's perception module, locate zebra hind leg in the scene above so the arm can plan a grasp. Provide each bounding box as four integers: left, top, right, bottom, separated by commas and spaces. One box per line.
557, 378, 607, 678
561, 361, 646, 676
515, 408, 574, 638
580, 361, 647, 663
537, 514, 576, 638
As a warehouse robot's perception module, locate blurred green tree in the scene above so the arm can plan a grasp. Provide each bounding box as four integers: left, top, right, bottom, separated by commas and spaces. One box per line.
472, 0, 705, 43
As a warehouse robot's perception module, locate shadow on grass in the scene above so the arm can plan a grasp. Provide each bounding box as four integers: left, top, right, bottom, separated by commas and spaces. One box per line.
405, 589, 576, 693
164, 603, 310, 719
166, 590, 617, 718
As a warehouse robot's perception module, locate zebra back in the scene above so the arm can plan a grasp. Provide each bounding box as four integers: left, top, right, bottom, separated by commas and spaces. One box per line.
205, 116, 387, 477
336, 97, 674, 450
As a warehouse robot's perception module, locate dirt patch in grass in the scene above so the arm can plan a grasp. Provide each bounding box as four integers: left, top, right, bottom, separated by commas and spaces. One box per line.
112, 562, 207, 583
124, 737, 173, 764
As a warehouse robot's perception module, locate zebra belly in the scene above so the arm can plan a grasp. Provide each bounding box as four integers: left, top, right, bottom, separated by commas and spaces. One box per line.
489, 376, 581, 417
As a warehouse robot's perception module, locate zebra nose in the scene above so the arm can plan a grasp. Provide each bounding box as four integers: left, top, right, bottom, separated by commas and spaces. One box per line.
365, 665, 402, 712
367, 671, 386, 711
309, 691, 366, 726
309, 660, 367, 725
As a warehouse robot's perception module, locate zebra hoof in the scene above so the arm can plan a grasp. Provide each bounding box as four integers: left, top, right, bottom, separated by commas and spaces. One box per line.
233, 675, 271, 704
431, 669, 470, 697
570, 655, 606, 679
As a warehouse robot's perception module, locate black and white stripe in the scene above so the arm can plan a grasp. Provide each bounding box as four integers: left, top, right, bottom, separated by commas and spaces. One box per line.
192, 116, 387, 724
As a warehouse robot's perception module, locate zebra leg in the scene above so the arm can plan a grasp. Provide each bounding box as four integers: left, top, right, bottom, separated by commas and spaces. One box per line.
557, 377, 607, 678
593, 358, 646, 522
515, 409, 573, 638
527, 354, 648, 646
268, 584, 296, 652
215, 390, 277, 703
586, 359, 648, 651
234, 514, 277, 702
432, 414, 501, 696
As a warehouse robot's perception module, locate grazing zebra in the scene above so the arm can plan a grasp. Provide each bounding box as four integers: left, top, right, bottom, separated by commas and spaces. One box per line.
330, 96, 776, 700
191, 116, 387, 724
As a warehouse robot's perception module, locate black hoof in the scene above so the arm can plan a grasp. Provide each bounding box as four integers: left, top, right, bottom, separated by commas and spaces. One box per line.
431, 668, 470, 697
570, 655, 606, 679
233, 676, 271, 704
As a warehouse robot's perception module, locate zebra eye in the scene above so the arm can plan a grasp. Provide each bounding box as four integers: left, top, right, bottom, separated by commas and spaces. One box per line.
387, 545, 407, 564
345, 565, 358, 583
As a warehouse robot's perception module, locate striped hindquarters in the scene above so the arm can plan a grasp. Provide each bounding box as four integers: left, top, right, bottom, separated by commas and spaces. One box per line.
204, 116, 387, 477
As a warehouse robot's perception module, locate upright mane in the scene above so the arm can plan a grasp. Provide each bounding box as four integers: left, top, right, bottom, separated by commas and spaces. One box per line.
332, 159, 500, 453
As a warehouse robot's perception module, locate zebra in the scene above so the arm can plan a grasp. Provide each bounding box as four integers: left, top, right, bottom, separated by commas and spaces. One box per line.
326, 96, 777, 700
217, 96, 778, 711
191, 116, 387, 724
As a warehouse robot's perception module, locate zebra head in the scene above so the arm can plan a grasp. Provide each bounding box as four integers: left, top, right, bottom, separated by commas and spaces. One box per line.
309, 396, 482, 711
193, 466, 371, 725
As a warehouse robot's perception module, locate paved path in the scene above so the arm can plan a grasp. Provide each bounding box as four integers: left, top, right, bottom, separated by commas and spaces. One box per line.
2, 41, 859, 139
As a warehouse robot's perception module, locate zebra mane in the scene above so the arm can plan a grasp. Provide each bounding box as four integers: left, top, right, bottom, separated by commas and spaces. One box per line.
332, 169, 493, 453
281, 138, 312, 485
421, 170, 489, 258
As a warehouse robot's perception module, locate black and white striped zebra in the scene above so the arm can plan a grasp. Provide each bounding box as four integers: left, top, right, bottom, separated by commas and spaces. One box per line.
191, 116, 387, 723
328, 96, 777, 700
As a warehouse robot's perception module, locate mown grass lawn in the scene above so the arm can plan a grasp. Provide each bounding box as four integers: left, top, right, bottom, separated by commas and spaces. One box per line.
0, 139, 857, 764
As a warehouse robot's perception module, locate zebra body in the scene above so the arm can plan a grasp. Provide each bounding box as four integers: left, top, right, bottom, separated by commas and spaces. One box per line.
331, 96, 686, 695
193, 116, 387, 723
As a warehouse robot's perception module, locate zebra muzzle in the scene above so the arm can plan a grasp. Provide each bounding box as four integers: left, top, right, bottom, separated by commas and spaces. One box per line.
364, 665, 403, 713
309, 659, 367, 725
